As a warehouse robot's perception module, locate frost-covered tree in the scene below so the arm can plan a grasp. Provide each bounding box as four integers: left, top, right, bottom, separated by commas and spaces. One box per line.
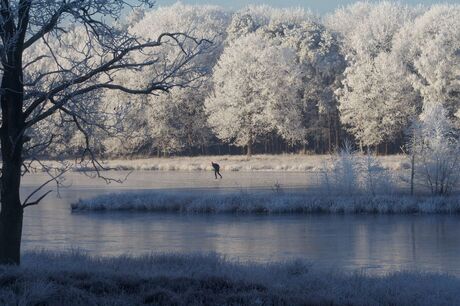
101, 92, 154, 157
267, 19, 345, 151
146, 85, 214, 156
0, 0, 211, 265
206, 32, 304, 156
217, 6, 345, 153
326, 2, 418, 62
393, 4, 460, 118
226, 5, 310, 42
328, 2, 420, 149
23, 27, 113, 158
338, 54, 419, 148
102, 3, 229, 156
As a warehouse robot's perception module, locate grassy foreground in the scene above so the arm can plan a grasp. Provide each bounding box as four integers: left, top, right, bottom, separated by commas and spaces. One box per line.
1, 251, 459, 305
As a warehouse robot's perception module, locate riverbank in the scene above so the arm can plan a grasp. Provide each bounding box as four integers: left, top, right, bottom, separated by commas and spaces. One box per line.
71, 191, 460, 214
31, 154, 406, 172
1, 251, 458, 305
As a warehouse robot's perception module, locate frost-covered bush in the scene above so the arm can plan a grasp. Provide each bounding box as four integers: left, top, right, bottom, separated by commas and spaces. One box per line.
411, 103, 460, 195
362, 153, 395, 196
325, 143, 361, 195
320, 144, 395, 196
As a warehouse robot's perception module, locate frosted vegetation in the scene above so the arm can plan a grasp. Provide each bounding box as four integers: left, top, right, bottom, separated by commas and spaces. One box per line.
74, 137, 460, 211
35, 154, 405, 172
26, 1, 460, 158
22, 1, 460, 198
319, 145, 395, 196
72, 191, 460, 214
1, 251, 459, 305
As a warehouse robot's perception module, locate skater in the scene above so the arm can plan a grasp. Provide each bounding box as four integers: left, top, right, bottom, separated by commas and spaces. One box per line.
211, 162, 222, 179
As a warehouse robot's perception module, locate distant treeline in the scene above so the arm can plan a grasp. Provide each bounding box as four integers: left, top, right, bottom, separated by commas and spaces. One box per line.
27, 2, 459, 158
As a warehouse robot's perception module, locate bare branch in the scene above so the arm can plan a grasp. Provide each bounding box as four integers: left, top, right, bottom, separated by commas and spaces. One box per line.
21, 164, 68, 209
22, 190, 52, 208
23, 3, 70, 49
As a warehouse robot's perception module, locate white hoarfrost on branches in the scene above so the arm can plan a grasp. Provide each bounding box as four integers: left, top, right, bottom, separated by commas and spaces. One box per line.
320, 143, 395, 196
0, 0, 216, 265
207, 6, 345, 153
411, 103, 460, 195
267, 18, 345, 149
328, 2, 420, 148
338, 54, 419, 147
206, 32, 305, 153
226, 5, 313, 42
19, 1, 216, 163
393, 4, 460, 118
101, 3, 230, 156
8, 2, 458, 159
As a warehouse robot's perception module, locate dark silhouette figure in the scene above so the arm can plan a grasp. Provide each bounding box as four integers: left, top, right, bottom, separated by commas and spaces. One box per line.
211, 162, 222, 179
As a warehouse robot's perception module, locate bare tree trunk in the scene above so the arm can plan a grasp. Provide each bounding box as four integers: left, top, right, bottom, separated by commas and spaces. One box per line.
0, 66, 25, 265
410, 152, 415, 196
270, 135, 274, 154
328, 118, 332, 153
246, 136, 252, 158
335, 129, 339, 151
0, 161, 23, 265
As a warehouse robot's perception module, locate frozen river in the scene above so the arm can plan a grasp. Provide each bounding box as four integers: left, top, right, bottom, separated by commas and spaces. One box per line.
20, 171, 460, 276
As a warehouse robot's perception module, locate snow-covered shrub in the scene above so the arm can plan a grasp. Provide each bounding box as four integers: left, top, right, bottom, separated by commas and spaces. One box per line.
320, 143, 395, 196
362, 153, 394, 196
327, 142, 361, 195
411, 103, 460, 195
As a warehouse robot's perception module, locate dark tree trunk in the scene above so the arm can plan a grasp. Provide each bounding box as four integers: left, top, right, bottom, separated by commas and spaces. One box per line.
410, 152, 415, 196
0, 63, 26, 265
246, 143, 252, 157
0, 169, 23, 265
246, 137, 252, 158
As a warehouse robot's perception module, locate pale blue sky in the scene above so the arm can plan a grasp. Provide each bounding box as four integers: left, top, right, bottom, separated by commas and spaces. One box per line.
152, 0, 460, 14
